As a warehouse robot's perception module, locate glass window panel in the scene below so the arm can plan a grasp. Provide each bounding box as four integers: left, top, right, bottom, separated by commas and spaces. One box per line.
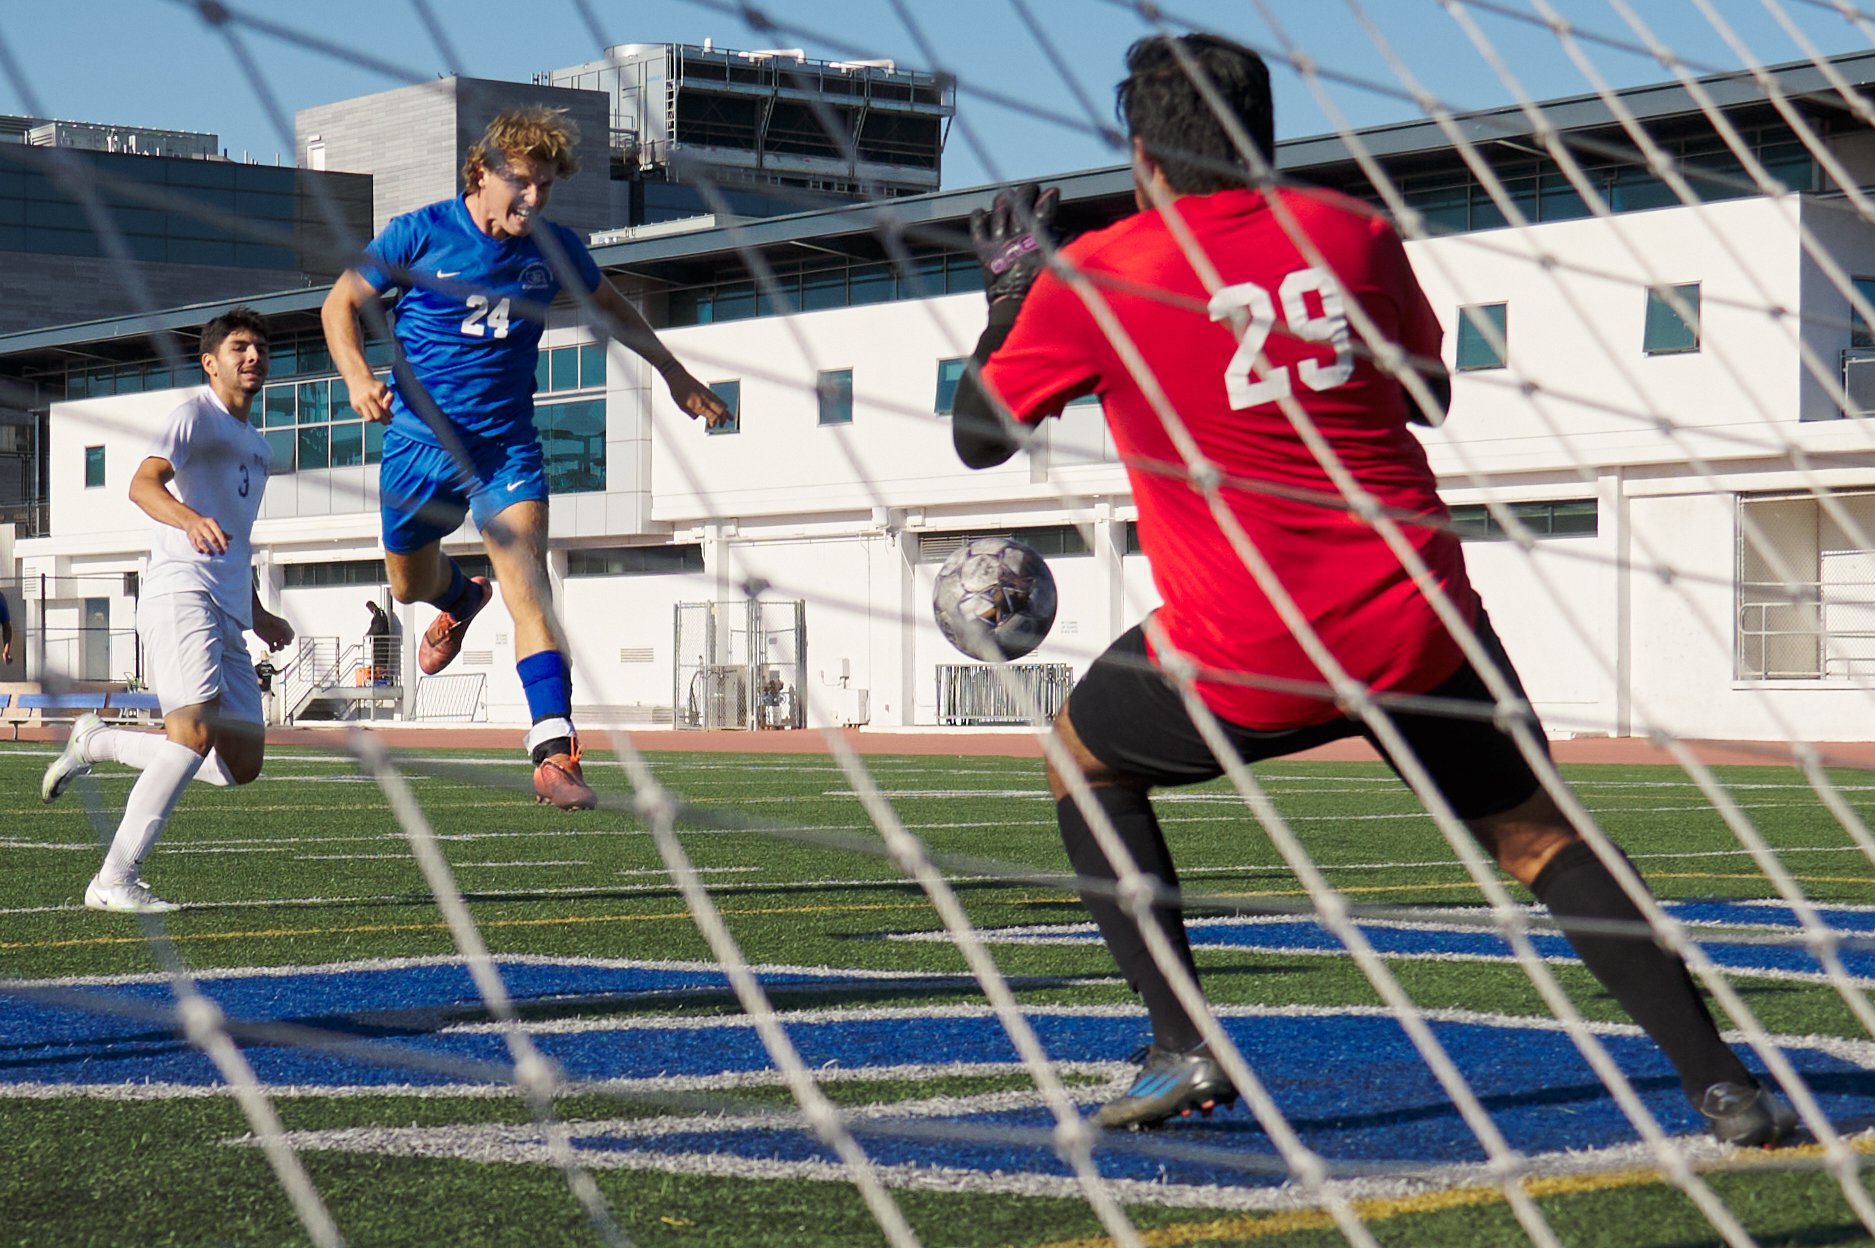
1455, 303, 1508, 371
264, 428, 295, 474
708, 380, 740, 435
1609, 170, 1678, 213
297, 380, 330, 424
535, 351, 552, 393
579, 342, 606, 389
1644, 283, 1700, 355
364, 338, 395, 369
364, 419, 385, 464
269, 341, 296, 378
87, 366, 117, 397
817, 368, 853, 426
801, 267, 846, 311
668, 287, 710, 326
714, 282, 756, 322
296, 424, 330, 470
1851, 278, 1875, 350
263, 387, 296, 428
330, 376, 351, 418
946, 252, 985, 295
934, 357, 965, 414
1537, 178, 1590, 223
1406, 184, 1468, 231
329, 421, 364, 467
115, 366, 143, 394
296, 340, 331, 375
538, 397, 606, 493
550, 346, 579, 392
848, 263, 893, 306
899, 254, 945, 298
1547, 500, 1599, 536
65, 369, 90, 399
145, 363, 176, 391
755, 273, 799, 317
83, 445, 105, 489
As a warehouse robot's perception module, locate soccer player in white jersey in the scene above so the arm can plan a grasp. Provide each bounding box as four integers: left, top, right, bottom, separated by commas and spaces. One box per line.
43, 308, 294, 913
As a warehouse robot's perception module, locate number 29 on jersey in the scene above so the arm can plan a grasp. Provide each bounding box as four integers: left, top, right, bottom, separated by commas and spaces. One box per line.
1208, 267, 1353, 410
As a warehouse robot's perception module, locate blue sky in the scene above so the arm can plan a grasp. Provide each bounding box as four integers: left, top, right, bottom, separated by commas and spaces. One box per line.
3, 1, 1872, 190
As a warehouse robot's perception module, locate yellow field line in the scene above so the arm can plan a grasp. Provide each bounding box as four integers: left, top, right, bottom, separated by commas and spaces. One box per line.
1034, 1138, 1875, 1248
0, 901, 925, 953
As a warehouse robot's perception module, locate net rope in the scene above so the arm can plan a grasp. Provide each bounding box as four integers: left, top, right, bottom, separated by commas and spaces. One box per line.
7, 4, 1875, 1246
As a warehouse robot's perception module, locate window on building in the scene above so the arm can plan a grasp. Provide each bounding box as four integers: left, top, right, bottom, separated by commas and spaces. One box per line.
566, 545, 705, 576
255, 374, 387, 476
1644, 283, 1701, 355
1454, 303, 1508, 371
1850, 277, 1875, 350
817, 368, 854, 426
916, 525, 1090, 563
934, 358, 965, 415
1447, 499, 1597, 540
709, 380, 740, 434
535, 398, 606, 494
534, 342, 606, 395
83, 445, 104, 489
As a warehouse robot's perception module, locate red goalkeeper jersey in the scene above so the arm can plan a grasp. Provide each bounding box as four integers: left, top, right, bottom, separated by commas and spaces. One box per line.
981, 186, 1478, 729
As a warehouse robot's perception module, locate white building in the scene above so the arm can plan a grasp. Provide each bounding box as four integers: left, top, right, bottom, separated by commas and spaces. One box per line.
7, 52, 1875, 742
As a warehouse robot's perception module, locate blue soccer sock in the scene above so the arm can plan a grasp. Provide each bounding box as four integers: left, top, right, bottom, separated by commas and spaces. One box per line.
429, 559, 481, 620
518, 650, 574, 763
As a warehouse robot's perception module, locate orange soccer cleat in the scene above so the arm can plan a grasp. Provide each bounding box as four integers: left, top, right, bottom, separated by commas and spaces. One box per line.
533, 736, 597, 811
418, 576, 492, 675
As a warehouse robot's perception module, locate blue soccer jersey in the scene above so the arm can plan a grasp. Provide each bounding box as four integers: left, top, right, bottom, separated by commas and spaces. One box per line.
360, 197, 602, 446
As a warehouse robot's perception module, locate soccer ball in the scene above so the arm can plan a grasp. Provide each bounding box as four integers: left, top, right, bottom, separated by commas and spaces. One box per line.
932, 536, 1058, 662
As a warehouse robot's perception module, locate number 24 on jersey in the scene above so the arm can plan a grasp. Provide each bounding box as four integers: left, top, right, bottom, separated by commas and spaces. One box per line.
1208, 267, 1353, 410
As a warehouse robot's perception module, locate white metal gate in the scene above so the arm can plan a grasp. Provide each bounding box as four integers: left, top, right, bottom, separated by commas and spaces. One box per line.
673, 599, 807, 730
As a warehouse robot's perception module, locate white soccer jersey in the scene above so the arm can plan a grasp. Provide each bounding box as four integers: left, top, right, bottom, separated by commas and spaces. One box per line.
138, 387, 272, 627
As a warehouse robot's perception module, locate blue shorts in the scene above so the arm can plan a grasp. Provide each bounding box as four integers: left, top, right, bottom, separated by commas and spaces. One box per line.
378, 427, 549, 554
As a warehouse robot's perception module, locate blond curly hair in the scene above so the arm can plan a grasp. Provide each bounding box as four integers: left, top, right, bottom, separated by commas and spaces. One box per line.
461, 107, 581, 193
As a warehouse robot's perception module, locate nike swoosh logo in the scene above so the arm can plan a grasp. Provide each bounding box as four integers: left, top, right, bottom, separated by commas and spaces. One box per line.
436, 270, 460, 279
507, 480, 524, 491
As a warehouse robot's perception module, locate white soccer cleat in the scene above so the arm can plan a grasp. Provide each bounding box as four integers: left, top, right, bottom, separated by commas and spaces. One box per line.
83, 876, 179, 914
41, 711, 105, 803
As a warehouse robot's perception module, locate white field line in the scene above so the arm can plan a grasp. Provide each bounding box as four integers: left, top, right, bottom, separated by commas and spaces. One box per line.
217, 1065, 1875, 1213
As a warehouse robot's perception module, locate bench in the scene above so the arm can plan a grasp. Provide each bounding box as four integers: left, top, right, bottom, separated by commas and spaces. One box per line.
3, 690, 165, 739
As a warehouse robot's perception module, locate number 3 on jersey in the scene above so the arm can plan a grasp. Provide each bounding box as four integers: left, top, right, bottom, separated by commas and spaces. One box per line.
461, 294, 511, 339
1208, 268, 1353, 410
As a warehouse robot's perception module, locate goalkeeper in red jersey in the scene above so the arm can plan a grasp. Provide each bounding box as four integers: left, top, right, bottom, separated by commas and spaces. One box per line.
952, 33, 1793, 1145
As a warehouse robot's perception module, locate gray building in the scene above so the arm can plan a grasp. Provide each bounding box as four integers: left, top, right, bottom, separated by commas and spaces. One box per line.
545, 42, 951, 210
295, 76, 611, 238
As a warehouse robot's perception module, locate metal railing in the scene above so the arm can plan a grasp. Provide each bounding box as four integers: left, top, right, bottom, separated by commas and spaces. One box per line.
935, 663, 1074, 726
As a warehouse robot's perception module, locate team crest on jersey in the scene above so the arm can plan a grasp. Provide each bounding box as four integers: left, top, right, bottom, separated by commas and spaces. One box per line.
519, 262, 552, 291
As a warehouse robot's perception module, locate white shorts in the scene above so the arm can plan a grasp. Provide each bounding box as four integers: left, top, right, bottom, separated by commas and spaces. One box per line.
137, 591, 264, 725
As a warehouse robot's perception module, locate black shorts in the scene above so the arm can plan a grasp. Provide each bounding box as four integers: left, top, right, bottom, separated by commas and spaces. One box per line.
1065, 612, 1546, 820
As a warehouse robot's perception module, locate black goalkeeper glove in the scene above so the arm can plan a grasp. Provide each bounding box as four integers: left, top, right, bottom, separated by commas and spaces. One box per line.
970, 182, 1060, 307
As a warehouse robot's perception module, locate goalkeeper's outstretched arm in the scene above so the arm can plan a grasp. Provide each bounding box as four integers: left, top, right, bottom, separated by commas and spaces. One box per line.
951, 299, 1027, 469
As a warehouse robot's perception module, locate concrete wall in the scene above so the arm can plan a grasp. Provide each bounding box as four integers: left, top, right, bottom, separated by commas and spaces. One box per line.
296, 77, 613, 238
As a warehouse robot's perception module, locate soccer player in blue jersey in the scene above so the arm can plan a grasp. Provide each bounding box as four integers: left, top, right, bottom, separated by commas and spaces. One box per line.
322, 108, 728, 809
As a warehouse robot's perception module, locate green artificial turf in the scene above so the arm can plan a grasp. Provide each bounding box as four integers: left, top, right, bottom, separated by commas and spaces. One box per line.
3, 744, 1874, 1246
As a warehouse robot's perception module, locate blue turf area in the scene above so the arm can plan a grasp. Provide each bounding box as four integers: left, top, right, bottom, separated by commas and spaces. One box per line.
995, 899, 1875, 981
6, 954, 1875, 1195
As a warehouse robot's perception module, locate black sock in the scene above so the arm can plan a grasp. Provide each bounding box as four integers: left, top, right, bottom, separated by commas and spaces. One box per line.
430, 561, 480, 620
1532, 840, 1750, 1100
530, 736, 573, 765
1056, 790, 1204, 1052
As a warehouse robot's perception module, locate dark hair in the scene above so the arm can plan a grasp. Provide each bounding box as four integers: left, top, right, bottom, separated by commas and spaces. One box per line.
199, 307, 269, 357
1115, 34, 1274, 195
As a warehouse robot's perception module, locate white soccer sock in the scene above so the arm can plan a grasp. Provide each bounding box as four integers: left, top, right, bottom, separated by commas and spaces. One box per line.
97, 741, 204, 888
86, 728, 236, 786
523, 716, 576, 755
